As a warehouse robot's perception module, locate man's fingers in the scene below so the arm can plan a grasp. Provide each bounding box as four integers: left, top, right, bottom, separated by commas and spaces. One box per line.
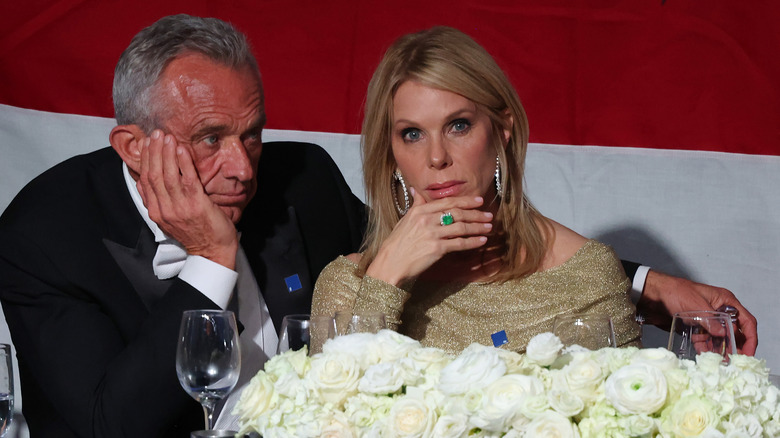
736, 308, 758, 355
161, 134, 182, 193
177, 146, 199, 183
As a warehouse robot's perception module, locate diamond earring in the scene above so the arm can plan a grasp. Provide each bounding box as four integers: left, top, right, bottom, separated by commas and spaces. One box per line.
393, 170, 410, 216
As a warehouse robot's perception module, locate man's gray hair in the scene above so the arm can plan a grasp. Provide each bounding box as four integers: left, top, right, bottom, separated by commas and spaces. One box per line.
113, 14, 260, 132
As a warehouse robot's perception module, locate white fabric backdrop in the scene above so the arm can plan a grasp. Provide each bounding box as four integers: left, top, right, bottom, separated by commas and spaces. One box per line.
2, 103, 779, 410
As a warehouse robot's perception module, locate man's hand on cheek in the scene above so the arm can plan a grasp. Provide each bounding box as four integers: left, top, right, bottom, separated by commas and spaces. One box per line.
137, 130, 239, 269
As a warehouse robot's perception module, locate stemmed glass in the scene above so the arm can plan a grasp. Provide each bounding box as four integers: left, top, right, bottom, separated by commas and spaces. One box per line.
553, 313, 617, 350
277, 314, 337, 355
176, 310, 241, 430
0, 344, 13, 438
667, 311, 736, 364
334, 311, 387, 335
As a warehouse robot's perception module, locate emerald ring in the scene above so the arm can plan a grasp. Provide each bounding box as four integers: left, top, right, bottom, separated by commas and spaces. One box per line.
440, 212, 454, 226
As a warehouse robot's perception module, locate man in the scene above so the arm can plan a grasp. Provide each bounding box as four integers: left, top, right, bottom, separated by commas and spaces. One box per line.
0, 13, 757, 438
0, 15, 364, 437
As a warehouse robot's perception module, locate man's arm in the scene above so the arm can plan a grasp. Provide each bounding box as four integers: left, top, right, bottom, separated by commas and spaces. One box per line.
0, 232, 214, 436
638, 270, 758, 355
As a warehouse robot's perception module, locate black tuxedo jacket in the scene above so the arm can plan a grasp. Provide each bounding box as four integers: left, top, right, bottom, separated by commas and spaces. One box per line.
0, 142, 365, 437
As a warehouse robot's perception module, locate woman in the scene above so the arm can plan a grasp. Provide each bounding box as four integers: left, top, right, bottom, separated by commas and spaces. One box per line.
312, 26, 640, 352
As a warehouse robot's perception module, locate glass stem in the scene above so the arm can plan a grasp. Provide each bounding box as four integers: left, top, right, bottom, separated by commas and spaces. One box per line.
202, 400, 216, 430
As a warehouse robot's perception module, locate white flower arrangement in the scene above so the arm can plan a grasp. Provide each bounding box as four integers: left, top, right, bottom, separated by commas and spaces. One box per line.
233, 330, 780, 438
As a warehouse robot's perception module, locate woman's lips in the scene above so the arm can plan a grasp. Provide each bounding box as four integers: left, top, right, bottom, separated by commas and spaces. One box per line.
425, 181, 465, 199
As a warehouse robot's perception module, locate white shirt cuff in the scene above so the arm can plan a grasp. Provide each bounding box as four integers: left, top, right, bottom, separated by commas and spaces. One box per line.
178, 255, 238, 309
630, 265, 651, 305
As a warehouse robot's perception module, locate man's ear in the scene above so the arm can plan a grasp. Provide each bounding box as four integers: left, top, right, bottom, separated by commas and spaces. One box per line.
109, 124, 146, 176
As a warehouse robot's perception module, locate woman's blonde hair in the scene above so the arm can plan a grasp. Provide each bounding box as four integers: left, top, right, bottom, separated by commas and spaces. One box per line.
359, 26, 550, 281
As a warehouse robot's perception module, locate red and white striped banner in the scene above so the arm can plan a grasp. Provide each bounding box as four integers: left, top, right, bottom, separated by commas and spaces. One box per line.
2, 1, 779, 154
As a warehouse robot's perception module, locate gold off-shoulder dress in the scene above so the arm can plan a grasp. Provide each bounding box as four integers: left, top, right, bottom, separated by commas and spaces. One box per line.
311, 239, 641, 353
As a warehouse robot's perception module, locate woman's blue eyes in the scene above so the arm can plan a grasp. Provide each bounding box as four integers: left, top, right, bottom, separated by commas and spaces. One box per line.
400, 119, 470, 142
452, 119, 470, 132
401, 129, 422, 142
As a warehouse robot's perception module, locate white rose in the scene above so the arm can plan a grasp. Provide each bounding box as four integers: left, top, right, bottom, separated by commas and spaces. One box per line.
308, 352, 361, 407
384, 395, 437, 438
438, 343, 506, 395
405, 347, 451, 374
233, 372, 279, 435
471, 374, 545, 431
523, 410, 580, 438
518, 394, 550, 420
358, 362, 405, 395
399, 348, 451, 389
286, 347, 312, 376
660, 395, 720, 437
322, 333, 383, 370
373, 329, 422, 362
561, 356, 605, 401
320, 411, 357, 438
432, 413, 470, 438
526, 333, 563, 366
605, 363, 667, 415
264, 350, 304, 380
548, 388, 584, 417
631, 347, 680, 372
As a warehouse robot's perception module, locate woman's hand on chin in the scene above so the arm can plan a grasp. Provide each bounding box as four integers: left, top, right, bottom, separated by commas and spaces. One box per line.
366, 187, 494, 286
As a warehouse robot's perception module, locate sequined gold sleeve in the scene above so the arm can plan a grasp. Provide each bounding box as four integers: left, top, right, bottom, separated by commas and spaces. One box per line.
311, 256, 410, 329
311, 241, 640, 353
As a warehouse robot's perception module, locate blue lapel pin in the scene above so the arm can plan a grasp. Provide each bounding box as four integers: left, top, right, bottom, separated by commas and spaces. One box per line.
491, 330, 508, 347
284, 274, 303, 293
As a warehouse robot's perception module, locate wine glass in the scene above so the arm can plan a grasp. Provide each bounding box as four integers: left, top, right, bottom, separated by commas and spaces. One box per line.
176, 310, 241, 430
668, 311, 736, 364
334, 311, 387, 335
0, 344, 13, 438
277, 314, 337, 355
553, 313, 617, 350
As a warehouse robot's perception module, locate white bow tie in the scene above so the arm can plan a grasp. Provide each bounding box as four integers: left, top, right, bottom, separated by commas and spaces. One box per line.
152, 239, 188, 279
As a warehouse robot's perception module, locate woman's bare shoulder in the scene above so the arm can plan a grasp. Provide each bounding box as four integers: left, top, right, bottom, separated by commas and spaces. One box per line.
541, 220, 589, 269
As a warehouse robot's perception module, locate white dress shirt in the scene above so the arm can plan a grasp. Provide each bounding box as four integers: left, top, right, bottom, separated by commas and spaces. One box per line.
122, 164, 277, 429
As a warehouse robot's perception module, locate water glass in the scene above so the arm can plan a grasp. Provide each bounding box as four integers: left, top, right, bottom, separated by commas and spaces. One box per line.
0, 344, 13, 438
277, 314, 337, 355
668, 311, 736, 364
176, 310, 241, 430
553, 313, 617, 350
334, 311, 387, 335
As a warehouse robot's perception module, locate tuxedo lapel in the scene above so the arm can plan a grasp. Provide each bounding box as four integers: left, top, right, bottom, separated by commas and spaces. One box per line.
243, 205, 312, 332
103, 227, 174, 310
91, 149, 173, 310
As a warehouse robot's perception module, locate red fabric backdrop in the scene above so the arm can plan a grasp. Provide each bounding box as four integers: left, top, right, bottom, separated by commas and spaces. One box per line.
2, 1, 779, 154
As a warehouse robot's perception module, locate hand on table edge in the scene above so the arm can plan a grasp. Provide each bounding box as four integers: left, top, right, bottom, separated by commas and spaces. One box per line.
638, 269, 758, 356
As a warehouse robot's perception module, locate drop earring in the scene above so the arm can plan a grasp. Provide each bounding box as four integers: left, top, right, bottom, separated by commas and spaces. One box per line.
393, 170, 410, 216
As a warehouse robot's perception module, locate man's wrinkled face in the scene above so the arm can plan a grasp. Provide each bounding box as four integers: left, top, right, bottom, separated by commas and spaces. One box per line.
153, 53, 265, 223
